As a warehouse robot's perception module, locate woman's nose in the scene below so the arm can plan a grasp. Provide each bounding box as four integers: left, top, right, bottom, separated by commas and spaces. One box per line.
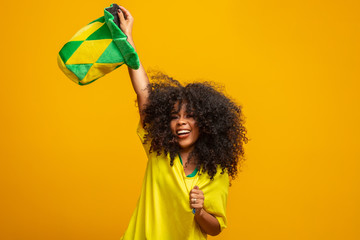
177, 116, 186, 125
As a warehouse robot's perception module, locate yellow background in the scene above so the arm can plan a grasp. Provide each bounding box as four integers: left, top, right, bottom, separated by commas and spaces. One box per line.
1, 0, 359, 239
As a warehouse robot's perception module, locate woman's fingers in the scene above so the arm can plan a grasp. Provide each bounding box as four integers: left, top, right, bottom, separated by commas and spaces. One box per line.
191, 203, 204, 209
190, 189, 204, 198
119, 5, 133, 20
190, 198, 204, 208
190, 193, 204, 200
189, 186, 205, 209
117, 9, 125, 21
117, 6, 134, 37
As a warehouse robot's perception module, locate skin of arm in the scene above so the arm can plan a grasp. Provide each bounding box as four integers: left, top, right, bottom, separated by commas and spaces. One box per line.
190, 185, 222, 236
118, 6, 149, 123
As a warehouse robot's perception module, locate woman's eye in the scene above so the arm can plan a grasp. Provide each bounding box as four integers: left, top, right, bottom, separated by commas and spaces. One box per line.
171, 115, 178, 120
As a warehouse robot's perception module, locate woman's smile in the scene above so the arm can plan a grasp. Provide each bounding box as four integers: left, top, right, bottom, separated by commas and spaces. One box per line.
176, 129, 191, 138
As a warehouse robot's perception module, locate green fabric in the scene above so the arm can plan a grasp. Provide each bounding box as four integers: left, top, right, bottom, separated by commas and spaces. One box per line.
66, 64, 93, 80
58, 4, 140, 85
104, 10, 126, 39
103, 9, 139, 69
179, 154, 198, 177
86, 23, 112, 40
96, 41, 124, 63
113, 38, 139, 70
59, 41, 83, 64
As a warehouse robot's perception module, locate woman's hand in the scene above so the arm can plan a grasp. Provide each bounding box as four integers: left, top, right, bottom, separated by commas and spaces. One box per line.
190, 185, 205, 215
117, 6, 134, 38
190, 186, 221, 236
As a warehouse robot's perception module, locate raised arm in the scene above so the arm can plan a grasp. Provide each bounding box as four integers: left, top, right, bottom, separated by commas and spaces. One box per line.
118, 6, 150, 123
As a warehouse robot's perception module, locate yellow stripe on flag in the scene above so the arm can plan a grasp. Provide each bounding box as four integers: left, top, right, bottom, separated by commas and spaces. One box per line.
69, 22, 105, 42
57, 54, 80, 84
66, 39, 112, 65
80, 62, 123, 85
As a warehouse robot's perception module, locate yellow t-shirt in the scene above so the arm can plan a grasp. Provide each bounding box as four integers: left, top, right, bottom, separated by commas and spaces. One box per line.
121, 122, 229, 240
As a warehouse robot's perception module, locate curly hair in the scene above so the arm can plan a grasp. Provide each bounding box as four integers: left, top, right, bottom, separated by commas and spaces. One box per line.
141, 71, 248, 180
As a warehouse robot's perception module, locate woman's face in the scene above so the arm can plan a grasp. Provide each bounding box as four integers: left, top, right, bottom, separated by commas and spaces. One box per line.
170, 102, 200, 152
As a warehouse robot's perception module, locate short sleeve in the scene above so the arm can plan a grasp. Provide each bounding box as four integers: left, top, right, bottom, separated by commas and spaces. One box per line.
202, 169, 229, 232
136, 121, 151, 157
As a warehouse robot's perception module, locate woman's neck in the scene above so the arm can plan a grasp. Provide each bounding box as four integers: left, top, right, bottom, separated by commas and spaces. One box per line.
179, 147, 196, 166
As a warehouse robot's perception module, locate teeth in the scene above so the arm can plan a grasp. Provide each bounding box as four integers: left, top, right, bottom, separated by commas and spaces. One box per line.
177, 130, 190, 135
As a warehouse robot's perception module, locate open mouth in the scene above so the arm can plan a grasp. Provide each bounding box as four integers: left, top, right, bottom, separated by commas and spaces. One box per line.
176, 130, 191, 137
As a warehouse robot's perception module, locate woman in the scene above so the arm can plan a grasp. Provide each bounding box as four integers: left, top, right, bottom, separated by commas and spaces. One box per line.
117, 6, 247, 239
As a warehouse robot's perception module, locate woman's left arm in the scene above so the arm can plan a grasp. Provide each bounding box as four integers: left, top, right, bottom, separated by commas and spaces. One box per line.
190, 186, 221, 236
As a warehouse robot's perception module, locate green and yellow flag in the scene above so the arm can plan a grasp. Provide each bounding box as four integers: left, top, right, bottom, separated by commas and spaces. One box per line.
57, 5, 139, 85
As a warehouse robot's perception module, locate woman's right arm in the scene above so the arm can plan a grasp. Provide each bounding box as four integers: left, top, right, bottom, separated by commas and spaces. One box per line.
118, 6, 150, 123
